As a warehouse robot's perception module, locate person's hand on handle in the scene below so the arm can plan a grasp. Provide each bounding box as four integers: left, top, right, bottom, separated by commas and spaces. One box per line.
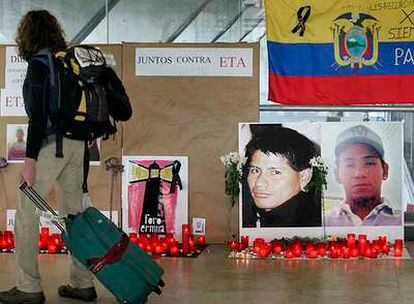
21, 157, 36, 186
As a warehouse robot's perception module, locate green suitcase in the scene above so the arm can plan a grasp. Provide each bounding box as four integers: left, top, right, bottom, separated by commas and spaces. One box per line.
19, 182, 165, 304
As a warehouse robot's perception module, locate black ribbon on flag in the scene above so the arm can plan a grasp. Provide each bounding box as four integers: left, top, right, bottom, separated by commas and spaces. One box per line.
291, 6, 311, 37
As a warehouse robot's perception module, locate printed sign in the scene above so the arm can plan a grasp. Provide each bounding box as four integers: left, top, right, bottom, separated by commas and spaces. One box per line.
122, 156, 188, 240
135, 47, 253, 77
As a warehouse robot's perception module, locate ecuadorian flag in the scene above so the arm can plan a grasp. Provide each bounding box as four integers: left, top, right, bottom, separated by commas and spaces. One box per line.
266, 0, 414, 104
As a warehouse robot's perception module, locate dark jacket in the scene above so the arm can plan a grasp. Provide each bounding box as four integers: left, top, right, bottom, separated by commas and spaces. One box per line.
243, 191, 322, 227
23, 56, 53, 160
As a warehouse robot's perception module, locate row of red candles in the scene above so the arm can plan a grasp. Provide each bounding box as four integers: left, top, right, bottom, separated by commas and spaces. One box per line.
1, 225, 207, 256
230, 234, 405, 258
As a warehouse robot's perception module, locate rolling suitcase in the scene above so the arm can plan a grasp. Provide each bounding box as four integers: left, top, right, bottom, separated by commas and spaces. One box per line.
19, 182, 165, 304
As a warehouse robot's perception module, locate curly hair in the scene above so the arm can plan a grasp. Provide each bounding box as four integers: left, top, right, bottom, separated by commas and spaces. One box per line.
15, 10, 67, 60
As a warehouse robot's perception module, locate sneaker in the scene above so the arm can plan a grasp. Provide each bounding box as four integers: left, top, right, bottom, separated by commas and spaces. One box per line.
0, 287, 45, 304
58, 285, 97, 302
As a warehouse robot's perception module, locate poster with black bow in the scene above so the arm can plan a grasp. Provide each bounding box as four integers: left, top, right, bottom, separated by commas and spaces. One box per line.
122, 156, 188, 240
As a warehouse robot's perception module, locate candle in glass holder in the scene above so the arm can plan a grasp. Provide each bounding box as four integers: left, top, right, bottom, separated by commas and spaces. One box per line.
382, 242, 391, 255
4, 231, 14, 250
197, 235, 206, 246
41, 227, 49, 238
188, 237, 195, 252
259, 248, 270, 258
394, 247, 403, 257
378, 235, 387, 246
284, 249, 294, 259
169, 245, 179, 256
308, 249, 318, 259
394, 239, 404, 249
358, 237, 367, 254
155, 244, 165, 255
241, 236, 249, 249
347, 234, 356, 248
230, 240, 239, 251
364, 246, 372, 258
306, 242, 314, 254
351, 248, 359, 258
253, 238, 265, 248
129, 232, 138, 244
293, 246, 302, 258
182, 224, 190, 254
318, 246, 327, 257
272, 242, 282, 254
145, 243, 154, 253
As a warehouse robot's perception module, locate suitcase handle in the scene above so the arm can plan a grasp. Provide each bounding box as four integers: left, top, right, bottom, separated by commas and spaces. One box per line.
19, 181, 65, 232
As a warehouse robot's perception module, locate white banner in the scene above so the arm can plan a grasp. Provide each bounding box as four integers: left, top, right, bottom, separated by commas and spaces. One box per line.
135, 47, 253, 77
5, 46, 27, 88
1, 47, 27, 116
0, 88, 26, 116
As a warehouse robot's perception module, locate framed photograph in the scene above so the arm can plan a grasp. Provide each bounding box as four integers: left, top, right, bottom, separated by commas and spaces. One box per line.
192, 217, 206, 235
239, 122, 403, 242
6, 124, 27, 163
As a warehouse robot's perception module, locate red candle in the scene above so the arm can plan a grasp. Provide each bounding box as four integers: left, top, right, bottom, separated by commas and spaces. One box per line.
382, 242, 391, 255
41, 227, 49, 238
394, 239, 404, 249
306, 242, 314, 253
259, 248, 270, 258
154, 244, 164, 255
293, 247, 302, 258
284, 249, 294, 259
342, 247, 350, 259
394, 247, 403, 257
347, 234, 356, 248
166, 235, 176, 246
318, 246, 327, 257
129, 232, 138, 242
330, 248, 339, 259
358, 234, 367, 241
47, 244, 58, 254
253, 238, 265, 248
358, 238, 367, 254
182, 224, 190, 254
351, 248, 359, 258
4, 231, 14, 250
241, 236, 249, 249
308, 249, 318, 259
378, 235, 387, 246
230, 240, 239, 251
364, 246, 372, 258
272, 242, 282, 254
145, 243, 153, 253
161, 238, 169, 251
169, 245, 179, 256
197, 235, 206, 246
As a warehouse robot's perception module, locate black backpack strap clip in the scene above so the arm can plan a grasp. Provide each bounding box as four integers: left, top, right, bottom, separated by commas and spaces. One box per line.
83, 140, 90, 193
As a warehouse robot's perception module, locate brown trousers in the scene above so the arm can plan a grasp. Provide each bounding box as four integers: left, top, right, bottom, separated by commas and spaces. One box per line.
15, 138, 94, 292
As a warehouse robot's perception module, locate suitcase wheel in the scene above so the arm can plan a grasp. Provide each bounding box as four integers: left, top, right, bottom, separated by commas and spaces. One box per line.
158, 279, 165, 287
154, 286, 162, 295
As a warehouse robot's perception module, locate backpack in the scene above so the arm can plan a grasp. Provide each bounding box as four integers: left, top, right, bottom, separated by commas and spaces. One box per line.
33, 45, 132, 157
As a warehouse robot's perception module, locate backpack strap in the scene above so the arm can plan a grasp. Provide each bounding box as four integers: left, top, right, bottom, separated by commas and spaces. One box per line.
83, 141, 90, 193
32, 50, 64, 158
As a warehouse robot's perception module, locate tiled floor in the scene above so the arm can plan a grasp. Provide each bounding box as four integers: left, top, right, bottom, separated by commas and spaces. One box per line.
0, 243, 413, 304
